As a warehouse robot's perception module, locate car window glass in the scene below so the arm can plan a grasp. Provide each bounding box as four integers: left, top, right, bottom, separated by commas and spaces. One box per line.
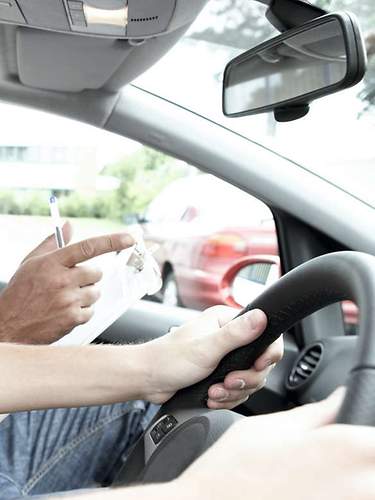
0, 103, 357, 336
135, 0, 375, 207
145, 179, 196, 223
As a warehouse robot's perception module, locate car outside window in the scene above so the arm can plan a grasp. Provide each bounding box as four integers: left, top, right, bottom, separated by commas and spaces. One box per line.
0, 103, 357, 335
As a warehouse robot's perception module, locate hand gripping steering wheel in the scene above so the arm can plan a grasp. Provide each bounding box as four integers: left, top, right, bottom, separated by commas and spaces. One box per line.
115, 251, 375, 485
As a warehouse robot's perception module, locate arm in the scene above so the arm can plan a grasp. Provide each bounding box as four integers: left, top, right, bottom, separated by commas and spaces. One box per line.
0, 307, 282, 413
0, 343, 149, 413
0, 223, 283, 412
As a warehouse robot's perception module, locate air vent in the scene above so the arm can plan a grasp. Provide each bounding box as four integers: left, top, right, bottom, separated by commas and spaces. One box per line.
288, 343, 323, 389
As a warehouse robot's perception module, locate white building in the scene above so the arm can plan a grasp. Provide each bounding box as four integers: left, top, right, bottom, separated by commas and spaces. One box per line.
0, 102, 140, 194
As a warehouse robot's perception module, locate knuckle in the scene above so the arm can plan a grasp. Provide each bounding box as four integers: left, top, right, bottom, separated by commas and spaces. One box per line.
86, 287, 100, 303
67, 307, 82, 326
249, 374, 266, 390
59, 292, 76, 308
81, 307, 94, 323
80, 240, 95, 260
55, 273, 71, 289
105, 235, 115, 252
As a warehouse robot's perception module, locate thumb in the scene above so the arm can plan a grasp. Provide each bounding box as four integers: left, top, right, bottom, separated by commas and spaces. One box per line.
208, 309, 268, 361
22, 221, 73, 262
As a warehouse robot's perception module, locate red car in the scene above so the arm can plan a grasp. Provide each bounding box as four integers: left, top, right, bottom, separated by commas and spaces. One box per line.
139, 174, 278, 309
138, 174, 358, 334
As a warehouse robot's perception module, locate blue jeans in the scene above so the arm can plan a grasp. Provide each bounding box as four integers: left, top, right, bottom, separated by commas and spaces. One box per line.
0, 402, 158, 499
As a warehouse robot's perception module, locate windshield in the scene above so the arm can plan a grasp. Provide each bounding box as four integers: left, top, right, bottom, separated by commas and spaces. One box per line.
134, 0, 375, 207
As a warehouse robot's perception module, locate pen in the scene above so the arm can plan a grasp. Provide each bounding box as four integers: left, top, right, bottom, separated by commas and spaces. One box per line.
49, 196, 65, 248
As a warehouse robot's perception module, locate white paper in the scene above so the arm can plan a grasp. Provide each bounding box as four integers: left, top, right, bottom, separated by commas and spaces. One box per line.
54, 240, 162, 346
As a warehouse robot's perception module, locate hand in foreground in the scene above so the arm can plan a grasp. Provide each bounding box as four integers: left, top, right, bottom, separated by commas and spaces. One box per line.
62, 389, 375, 500
143, 306, 283, 408
0, 222, 134, 344
177, 388, 375, 500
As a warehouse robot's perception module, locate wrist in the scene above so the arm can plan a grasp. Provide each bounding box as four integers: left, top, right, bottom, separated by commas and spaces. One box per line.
136, 337, 178, 404
108, 343, 151, 402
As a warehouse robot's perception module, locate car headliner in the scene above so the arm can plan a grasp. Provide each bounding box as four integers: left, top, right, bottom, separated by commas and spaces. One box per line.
0, 2, 209, 93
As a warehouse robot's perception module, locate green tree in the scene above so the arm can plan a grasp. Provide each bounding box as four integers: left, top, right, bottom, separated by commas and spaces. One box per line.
104, 147, 189, 220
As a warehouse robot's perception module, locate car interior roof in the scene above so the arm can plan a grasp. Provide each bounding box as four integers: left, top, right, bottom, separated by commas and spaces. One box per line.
0, 1, 207, 110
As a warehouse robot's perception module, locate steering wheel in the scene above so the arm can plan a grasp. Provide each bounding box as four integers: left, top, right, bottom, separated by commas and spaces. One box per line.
115, 251, 375, 485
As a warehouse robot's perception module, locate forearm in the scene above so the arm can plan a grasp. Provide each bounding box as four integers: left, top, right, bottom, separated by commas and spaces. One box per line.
0, 343, 151, 413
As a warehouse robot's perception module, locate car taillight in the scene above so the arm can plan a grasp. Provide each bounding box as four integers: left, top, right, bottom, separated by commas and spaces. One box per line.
201, 233, 248, 259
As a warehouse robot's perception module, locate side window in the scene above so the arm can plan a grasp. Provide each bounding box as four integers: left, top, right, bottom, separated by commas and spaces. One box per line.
0, 102, 358, 337
0, 103, 189, 282
145, 175, 279, 310
145, 194, 171, 223
145, 183, 190, 224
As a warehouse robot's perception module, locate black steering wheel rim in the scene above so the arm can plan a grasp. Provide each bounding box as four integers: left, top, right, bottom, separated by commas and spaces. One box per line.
115, 251, 375, 486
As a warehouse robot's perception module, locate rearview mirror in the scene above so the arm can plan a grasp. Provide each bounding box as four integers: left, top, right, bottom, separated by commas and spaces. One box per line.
223, 12, 367, 121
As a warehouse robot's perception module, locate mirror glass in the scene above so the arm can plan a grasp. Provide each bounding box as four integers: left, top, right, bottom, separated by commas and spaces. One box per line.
231, 262, 279, 307
224, 18, 348, 115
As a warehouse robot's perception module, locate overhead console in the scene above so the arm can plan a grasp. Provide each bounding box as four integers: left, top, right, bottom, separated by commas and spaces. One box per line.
1, 0, 207, 93
0, 0, 200, 39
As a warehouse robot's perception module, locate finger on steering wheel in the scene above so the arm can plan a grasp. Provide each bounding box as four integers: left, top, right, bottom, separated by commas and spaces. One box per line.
206, 336, 283, 409
221, 335, 283, 390
207, 366, 270, 407
254, 335, 284, 371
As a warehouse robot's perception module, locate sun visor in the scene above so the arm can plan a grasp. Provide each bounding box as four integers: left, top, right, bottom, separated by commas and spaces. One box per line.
17, 29, 135, 92
11, 0, 207, 92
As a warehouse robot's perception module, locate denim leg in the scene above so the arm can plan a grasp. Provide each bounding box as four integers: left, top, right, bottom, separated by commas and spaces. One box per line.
0, 402, 158, 499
